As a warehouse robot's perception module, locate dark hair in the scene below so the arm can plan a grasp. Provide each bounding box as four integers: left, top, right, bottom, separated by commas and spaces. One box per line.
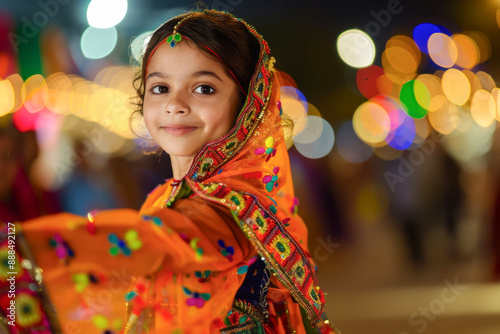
130, 10, 261, 147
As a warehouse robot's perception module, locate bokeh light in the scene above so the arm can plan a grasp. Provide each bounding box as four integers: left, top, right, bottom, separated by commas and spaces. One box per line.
491, 88, 500, 121
428, 33, 458, 68
353, 99, 391, 145
413, 23, 449, 54
385, 108, 416, 150
21, 74, 48, 113
476, 71, 495, 92
465, 31, 491, 64
452, 34, 479, 69
81, 26, 118, 59
470, 89, 496, 128
46, 72, 73, 115
336, 121, 373, 163
294, 116, 335, 159
442, 69, 470, 106
337, 29, 376, 68
0, 80, 14, 117
6, 74, 23, 113
415, 74, 444, 111
400, 80, 428, 119
428, 100, 459, 135
356, 65, 393, 99
87, 0, 128, 28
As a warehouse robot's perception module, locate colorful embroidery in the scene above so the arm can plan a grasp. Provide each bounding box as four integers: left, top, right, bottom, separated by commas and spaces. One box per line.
291, 261, 306, 286
183, 287, 211, 308
187, 236, 203, 260
108, 230, 142, 257
0, 247, 23, 280
262, 167, 279, 192
49, 233, 74, 262
254, 136, 277, 162
195, 270, 212, 282
180, 9, 327, 327
188, 180, 326, 325
141, 215, 165, 227
251, 210, 269, 236
218, 239, 234, 261
270, 234, 292, 261
15, 293, 43, 328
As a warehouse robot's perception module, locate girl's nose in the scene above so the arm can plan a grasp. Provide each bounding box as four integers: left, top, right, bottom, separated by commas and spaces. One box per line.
165, 92, 190, 115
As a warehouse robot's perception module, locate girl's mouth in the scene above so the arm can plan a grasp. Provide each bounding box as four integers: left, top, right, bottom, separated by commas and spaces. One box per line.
162, 126, 198, 135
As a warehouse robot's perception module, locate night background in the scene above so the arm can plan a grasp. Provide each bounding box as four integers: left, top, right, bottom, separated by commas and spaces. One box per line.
1, 0, 500, 333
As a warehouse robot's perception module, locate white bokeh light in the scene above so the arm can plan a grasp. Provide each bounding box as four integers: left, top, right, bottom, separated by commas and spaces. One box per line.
294, 116, 335, 159
81, 26, 118, 59
87, 0, 128, 28
337, 29, 376, 68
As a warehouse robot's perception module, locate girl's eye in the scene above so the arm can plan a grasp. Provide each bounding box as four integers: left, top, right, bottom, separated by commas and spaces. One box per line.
194, 85, 215, 95
150, 85, 168, 94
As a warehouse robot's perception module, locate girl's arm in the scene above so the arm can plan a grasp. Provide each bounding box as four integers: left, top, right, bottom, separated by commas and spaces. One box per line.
20, 197, 252, 279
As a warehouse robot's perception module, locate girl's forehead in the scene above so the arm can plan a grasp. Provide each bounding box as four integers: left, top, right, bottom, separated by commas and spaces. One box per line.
147, 41, 224, 75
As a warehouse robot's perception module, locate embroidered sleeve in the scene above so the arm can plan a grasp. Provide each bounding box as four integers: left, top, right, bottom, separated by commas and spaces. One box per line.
21, 198, 252, 276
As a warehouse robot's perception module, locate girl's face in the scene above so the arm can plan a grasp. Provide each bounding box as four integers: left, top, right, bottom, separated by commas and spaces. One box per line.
143, 41, 240, 159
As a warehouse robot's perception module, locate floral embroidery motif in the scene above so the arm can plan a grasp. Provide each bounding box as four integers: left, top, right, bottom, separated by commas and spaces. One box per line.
195, 270, 212, 282
270, 234, 292, 261
291, 261, 306, 286
15, 293, 43, 328
183, 287, 211, 308
308, 284, 322, 310
218, 239, 234, 261
251, 210, 268, 236
49, 233, 74, 262
108, 230, 142, 257
255, 136, 277, 162
0, 247, 23, 281
267, 196, 278, 214
262, 167, 279, 192
224, 309, 249, 326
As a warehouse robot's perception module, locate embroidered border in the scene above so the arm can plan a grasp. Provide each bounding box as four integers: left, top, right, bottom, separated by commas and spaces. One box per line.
186, 180, 325, 326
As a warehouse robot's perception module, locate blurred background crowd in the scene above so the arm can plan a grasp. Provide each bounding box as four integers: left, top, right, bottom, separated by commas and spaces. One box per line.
1, 0, 500, 333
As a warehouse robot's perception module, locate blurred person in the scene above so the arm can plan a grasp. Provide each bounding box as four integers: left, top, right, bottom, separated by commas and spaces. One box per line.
0, 122, 60, 222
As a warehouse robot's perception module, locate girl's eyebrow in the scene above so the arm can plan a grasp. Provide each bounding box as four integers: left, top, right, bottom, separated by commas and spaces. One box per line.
192, 71, 223, 82
146, 71, 164, 81
146, 70, 223, 82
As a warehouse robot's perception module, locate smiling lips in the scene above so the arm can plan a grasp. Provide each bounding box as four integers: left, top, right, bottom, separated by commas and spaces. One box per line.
162, 125, 198, 135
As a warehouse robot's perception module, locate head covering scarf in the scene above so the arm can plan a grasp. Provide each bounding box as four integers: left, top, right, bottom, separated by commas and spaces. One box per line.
172, 10, 328, 327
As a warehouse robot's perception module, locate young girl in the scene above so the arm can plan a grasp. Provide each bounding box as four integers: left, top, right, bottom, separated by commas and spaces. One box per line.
0, 10, 338, 334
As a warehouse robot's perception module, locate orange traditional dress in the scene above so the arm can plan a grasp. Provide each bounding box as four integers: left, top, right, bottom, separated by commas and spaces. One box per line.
0, 12, 337, 334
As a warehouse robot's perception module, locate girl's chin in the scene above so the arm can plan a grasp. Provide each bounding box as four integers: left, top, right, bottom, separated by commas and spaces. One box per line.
161, 147, 203, 158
